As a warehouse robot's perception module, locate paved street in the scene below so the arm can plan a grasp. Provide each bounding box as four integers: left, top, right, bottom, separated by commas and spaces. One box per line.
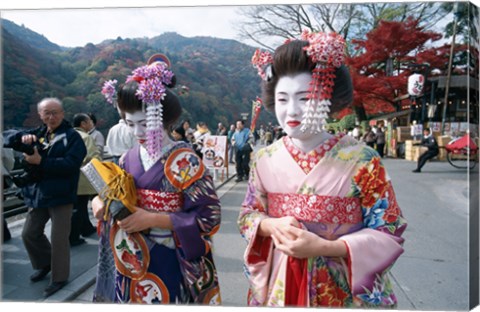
1, 156, 478, 310
386, 158, 476, 311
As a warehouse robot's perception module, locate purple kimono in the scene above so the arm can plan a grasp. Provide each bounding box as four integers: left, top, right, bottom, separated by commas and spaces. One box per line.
93, 141, 221, 304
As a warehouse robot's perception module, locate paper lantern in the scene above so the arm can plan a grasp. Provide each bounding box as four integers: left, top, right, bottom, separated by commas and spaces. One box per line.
408, 73, 425, 96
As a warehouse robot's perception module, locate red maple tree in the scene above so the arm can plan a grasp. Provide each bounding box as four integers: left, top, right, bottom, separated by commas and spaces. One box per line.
346, 17, 444, 117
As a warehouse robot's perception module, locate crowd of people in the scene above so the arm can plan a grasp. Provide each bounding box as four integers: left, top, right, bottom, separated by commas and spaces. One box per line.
2, 32, 408, 308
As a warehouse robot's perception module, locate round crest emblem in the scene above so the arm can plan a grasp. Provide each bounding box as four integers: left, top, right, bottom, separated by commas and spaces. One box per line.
109, 223, 150, 280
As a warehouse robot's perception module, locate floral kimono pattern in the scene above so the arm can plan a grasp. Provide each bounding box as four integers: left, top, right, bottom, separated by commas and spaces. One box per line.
93, 142, 221, 304
238, 134, 407, 308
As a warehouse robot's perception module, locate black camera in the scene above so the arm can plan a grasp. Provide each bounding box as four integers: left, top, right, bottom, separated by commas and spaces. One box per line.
9, 140, 37, 156
5, 138, 44, 188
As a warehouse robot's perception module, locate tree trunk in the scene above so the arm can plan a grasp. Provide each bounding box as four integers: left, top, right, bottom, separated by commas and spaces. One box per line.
354, 105, 368, 122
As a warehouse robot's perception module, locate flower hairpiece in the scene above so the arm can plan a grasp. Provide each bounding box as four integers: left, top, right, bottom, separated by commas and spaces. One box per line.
298, 30, 346, 133
126, 62, 174, 103
102, 56, 174, 159
251, 49, 273, 81
300, 30, 345, 68
101, 79, 118, 105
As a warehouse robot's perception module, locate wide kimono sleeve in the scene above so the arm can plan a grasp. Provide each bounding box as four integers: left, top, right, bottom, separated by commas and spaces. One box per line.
237, 151, 275, 304
339, 153, 407, 300
167, 148, 222, 261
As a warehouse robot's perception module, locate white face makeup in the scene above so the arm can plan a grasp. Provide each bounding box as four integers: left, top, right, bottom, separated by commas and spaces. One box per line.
125, 111, 148, 146
274, 72, 332, 152
275, 72, 318, 142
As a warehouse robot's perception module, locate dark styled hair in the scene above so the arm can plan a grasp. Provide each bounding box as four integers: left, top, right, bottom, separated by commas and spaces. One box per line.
73, 113, 90, 128
262, 40, 353, 115
116, 80, 182, 131
174, 125, 186, 138
87, 112, 97, 125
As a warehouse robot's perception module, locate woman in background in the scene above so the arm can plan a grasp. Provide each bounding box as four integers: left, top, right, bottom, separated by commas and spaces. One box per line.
172, 125, 189, 143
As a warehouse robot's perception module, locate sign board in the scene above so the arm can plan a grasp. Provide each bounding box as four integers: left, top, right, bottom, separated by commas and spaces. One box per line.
201, 135, 228, 168
430, 122, 441, 133
410, 123, 423, 140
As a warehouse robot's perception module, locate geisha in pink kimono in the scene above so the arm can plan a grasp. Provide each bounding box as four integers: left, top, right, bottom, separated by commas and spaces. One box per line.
239, 32, 407, 308
92, 56, 221, 304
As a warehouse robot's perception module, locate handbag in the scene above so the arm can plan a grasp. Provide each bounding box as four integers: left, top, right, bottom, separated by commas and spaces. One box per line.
81, 158, 137, 221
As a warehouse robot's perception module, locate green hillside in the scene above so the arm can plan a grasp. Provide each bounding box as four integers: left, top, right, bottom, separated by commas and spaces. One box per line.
2, 20, 274, 136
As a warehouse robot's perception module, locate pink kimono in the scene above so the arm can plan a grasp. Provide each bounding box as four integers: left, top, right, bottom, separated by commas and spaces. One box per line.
238, 134, 407, 307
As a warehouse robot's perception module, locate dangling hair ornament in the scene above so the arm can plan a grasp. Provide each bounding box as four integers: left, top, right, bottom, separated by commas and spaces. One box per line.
251, 49, 274, 81
101, 53, 174, 160
299, 30, 346, 133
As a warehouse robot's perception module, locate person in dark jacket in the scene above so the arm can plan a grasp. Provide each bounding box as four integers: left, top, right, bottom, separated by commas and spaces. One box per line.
375, 127, 386, 157
4, 98, 86, 297
413, 127, 439, 173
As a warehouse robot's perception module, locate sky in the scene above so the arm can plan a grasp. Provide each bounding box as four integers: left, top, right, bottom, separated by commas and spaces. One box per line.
3, 0, 468, 49
0, 0, 325, 48
1, 2, 250, 48
1, 0, 479, 48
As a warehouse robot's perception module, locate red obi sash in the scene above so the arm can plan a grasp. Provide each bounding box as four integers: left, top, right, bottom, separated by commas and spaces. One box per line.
267, 193, 362, 224
136, 189, 183, 213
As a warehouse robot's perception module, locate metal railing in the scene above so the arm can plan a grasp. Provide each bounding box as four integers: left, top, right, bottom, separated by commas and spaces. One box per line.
3, 169, 28, 218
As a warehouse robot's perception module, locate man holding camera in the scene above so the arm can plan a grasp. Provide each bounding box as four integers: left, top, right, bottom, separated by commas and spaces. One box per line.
4, 98, 86, 297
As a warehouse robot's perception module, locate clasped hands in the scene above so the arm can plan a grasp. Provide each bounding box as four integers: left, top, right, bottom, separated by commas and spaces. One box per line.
259, 216, 347, 259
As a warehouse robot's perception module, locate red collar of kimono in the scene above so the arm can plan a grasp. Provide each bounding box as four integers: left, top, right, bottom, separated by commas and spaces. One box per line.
283, 134, 343, 174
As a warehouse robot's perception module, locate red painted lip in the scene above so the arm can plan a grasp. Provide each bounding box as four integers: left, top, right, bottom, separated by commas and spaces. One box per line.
287, 121, 301, 127
138, 139, 146, 144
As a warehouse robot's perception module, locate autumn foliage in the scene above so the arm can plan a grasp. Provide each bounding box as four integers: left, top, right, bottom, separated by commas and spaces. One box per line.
346, 17, 445, 117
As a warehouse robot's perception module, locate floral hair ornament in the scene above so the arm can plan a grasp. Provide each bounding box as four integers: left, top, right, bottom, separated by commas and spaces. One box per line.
101, 54, 174, 160
101, 79, 118, 105
251, 49, 273, 81
299, 30, 346, 134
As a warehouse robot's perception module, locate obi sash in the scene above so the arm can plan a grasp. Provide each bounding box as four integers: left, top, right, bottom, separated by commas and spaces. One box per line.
267, 193, 362, 306
267, 193, 362, 224
136, 189, 183, 213
128, 189, 184, 248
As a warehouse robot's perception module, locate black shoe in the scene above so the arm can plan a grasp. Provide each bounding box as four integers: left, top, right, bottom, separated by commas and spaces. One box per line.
70, 238, 86, 247
412, 169, 421, 173
43, 281, 67, 297
235, 177, 243, 182
81, 226, 97, 237
30, 266, 51, 282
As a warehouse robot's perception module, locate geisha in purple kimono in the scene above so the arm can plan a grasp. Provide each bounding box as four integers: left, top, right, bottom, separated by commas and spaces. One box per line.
238, 31, 407, 308
91, 56, 221, 304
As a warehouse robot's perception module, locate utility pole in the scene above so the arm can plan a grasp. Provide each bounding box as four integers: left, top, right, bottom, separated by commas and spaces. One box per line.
441, 3, 458, 135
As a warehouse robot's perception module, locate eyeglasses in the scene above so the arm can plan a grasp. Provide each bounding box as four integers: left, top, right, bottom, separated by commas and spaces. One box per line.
41, 110, 63, 117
